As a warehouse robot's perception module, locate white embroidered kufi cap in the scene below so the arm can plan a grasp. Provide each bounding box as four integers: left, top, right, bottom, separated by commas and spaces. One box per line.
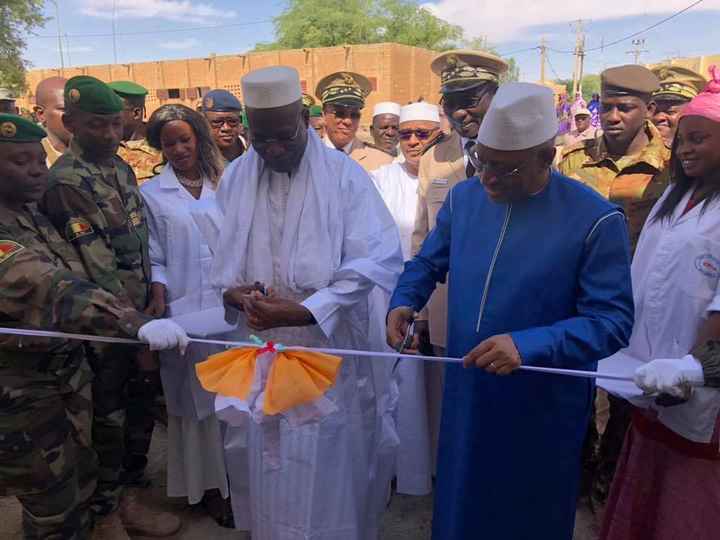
400, 102, 440, 124
477, 82, 559, 151
242, 66, 302, 109
373, 101, 401, 117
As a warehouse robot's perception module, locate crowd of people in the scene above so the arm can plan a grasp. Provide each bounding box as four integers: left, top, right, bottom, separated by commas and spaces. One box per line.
0, 46, 719, 540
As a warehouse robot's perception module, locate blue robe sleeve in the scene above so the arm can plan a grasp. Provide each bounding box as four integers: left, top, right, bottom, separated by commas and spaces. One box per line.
510, 211, 634, 368
388, 189, 452, 313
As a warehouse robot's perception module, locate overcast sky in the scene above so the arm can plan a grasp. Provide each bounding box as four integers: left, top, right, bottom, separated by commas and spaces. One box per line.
25, 0, 720, 82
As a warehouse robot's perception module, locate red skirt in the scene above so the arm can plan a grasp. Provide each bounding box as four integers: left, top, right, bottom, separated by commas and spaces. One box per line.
600, 408, 720, 540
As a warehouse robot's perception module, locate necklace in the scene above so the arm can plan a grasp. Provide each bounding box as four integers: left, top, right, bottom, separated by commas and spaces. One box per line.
176, 173, 203, 188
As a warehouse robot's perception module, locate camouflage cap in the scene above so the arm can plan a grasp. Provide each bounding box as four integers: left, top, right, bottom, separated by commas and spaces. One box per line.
302, 93, 316, 108
0, 88, 16, 101
601, 65, 660, 98
431, 49, 509, 94
315, 71, 372, 108
64, 76, 123, 114
0, 113, 47, 143
202, 89, 242, 112
309, 105, 323, 118
651, 65, 707, 102
107, 80, 149, 98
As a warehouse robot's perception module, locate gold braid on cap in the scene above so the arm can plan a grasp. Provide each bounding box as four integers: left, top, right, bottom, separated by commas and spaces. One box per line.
321, 84, 365, 106
441, 60, 500, 87
654, 81, 700, 101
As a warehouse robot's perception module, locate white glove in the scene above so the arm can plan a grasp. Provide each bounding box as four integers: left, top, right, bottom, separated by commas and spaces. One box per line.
634, 355, 705, 398
138, 319, 190, 354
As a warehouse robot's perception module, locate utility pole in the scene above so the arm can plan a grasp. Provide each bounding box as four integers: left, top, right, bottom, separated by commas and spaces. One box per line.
539, 37, 547, 83
51, 0, 65, 73
571, 20, 586, 99
626, 39, 649, 64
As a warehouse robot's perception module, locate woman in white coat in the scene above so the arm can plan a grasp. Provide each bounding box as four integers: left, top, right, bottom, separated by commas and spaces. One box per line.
142, 104, 233, 526
601, 70, 720, 540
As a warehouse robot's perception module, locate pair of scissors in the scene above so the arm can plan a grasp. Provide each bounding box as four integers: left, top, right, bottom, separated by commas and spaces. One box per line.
393, 319, 416, 372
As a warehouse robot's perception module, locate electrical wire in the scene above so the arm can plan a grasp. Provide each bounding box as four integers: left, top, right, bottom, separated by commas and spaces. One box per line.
545, 53, 562, 80
547, 0, 704, 54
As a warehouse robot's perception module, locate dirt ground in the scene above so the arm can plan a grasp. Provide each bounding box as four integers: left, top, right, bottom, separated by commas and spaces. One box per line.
0, 425, 599, 540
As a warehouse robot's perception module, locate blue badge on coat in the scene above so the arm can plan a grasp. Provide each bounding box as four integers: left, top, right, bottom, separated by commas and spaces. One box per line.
695, 254, 720, 278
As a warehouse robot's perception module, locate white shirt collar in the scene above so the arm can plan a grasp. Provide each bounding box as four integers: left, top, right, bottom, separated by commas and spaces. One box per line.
324, 135, 353, 154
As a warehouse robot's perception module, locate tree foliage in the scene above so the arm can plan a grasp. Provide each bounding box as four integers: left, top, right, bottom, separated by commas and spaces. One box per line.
254, 0, 462, 51
462, 37, 519, 83
557, 74, 601, 101
0, 0, 46, 92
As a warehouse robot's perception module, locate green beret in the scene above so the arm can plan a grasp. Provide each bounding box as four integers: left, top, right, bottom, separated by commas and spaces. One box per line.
601, 65, 660, 98
107, 80, 149, 98
0, 113, 46, 143
65, 76, 123, 115
309, 105, 323, 117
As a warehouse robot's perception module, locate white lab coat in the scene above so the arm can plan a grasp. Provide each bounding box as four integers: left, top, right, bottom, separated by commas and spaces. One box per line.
140, 166, 229, 503
210, 131, 403, 540
623, 187, 720, 442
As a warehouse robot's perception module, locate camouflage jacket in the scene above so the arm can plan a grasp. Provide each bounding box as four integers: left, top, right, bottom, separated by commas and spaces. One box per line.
558, 121, 671, 253
0, 204, 147, 360
41, 140, 151, 311
117, 138, 163, 186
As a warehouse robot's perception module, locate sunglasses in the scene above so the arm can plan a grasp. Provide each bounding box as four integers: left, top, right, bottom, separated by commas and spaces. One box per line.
398, 128, 436, 141
209, 117, 240, 129
327, 108, 362, 120
442, 86, 493, 113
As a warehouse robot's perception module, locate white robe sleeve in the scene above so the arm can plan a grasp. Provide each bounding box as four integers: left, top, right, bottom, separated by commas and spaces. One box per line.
302, 164, 403, 339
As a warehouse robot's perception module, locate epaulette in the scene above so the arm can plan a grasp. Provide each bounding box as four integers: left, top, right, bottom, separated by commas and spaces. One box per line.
561, 137, 597, 160
421, 131, 447, 156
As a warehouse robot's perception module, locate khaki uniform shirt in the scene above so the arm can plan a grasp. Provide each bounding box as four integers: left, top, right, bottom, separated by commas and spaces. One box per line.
41, 141, 151, 311
412, 130, 467, 348
347, 138, 394, 172
558, 121, 671, 253
117, 139, 163, 186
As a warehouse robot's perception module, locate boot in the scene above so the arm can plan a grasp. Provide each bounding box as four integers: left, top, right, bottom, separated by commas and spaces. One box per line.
92, 512, 131, 540
119, 489, 181, 537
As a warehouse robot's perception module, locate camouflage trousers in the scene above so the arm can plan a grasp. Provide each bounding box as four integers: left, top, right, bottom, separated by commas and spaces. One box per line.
86, 344, 157, 516
0, 354, 96, 540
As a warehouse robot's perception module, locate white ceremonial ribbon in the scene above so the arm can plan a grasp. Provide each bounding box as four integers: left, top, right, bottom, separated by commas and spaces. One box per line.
0, 326, 639, 383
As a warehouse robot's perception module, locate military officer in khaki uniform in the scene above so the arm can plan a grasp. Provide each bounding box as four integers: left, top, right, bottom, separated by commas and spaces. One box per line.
558, 64, 671, 510
315, 71, 393, 171
559, 65, 671, 252
412, 50, 508, 356
40, 76, 181, 539
109, 81, 163, 185
650, 65, 706, 148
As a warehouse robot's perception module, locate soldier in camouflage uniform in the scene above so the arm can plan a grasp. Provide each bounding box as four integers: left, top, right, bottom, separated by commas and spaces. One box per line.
0, 113, 187, 539
39, 77, 181, 538
558, 65, 671, 510
109, 81, 163, 185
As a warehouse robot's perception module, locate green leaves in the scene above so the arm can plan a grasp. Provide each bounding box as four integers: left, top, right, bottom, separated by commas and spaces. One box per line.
0, 0, 47, 93
255, 0, 462, 51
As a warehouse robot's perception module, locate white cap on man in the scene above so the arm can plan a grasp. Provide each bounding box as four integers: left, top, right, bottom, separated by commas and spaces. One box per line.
373, 101, 401, 118
400, 102, 440, 124
477, 83, 559, 151
242, 66, 302, 109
